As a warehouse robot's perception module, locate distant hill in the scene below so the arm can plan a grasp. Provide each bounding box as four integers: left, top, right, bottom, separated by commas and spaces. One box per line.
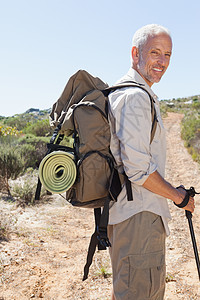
25, 108, 51, 116
0, 108, 51, 120
0, 108, 52, 132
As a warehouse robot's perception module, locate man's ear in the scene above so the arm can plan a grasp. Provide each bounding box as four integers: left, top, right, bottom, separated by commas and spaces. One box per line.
131, 46, 139, 64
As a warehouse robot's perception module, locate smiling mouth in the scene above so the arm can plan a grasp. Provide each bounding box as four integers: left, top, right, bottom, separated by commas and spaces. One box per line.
152, 67, 163, 72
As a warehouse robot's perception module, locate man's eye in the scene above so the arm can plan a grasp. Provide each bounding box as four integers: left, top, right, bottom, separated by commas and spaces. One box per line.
151, 51, 158, 55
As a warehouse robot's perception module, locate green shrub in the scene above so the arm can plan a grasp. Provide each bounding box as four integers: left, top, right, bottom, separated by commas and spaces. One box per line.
0, 134, 49, 177
23, 119, 52, 137
17, 135, 49, 168
17, 134, 49, 146
0, 145, 24, 194
159, 101, 168, 117
12, 179, 36, 205
3, 115, 29, 131
17, 143, 39, 169
0, 134, 18, 146
181, 114, 200, 143
192, 101, 200, 110
181, 112, 200, 163
0, 210, 17, 240
192, 152, 198, 162
11, 169, 46, 206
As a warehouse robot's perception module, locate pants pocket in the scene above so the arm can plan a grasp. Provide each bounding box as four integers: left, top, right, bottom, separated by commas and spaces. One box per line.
128, 251, 165, 299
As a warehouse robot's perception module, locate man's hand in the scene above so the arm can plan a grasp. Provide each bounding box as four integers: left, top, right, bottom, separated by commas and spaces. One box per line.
175, 187, 195, 213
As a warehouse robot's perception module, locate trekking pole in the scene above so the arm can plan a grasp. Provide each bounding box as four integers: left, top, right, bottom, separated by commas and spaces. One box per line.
185, 209, 200, 281
184, 187, 200, 281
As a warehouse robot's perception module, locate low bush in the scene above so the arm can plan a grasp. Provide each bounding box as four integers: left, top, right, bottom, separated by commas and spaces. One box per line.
0, 145, 24, 195
12, 178, 37, 205
2, 115, 31, 131
23, 119, 53, 137
0, 210, 17, 240
11, 169, 46, 206
17, 135, 49, 168
181, 113, 200, 143
181, 112, 200, 163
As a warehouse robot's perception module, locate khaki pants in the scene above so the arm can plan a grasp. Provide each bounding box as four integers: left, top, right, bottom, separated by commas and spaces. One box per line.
108, 211, 166, 300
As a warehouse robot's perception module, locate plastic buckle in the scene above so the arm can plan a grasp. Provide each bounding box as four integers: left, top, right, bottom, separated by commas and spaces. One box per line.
97, 235, 111, 249
97, 227, 111, 249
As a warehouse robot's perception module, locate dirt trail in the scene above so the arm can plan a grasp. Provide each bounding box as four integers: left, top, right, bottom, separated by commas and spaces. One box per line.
0, 112, 200, 299
163, 113, 200, 299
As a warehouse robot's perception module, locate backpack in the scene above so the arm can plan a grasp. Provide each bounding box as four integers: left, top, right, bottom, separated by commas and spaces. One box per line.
35, 69, 157, 280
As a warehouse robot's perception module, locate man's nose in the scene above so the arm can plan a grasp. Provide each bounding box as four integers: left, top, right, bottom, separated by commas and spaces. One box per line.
158, 54, 168, 66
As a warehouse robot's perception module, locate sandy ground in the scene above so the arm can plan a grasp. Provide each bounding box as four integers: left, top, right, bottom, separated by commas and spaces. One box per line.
0, 112, 200, 299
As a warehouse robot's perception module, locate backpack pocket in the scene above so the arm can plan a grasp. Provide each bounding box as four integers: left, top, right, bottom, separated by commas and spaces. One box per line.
74, 151, 113, 203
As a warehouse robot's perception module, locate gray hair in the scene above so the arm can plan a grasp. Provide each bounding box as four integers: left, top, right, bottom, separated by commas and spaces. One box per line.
132, 24, 171, 52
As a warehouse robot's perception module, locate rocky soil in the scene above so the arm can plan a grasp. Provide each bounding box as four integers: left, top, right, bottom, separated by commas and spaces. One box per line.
0, 112, 200, 299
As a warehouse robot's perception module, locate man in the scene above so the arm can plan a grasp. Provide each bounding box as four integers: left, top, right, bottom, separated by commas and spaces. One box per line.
108, 24, 195, 300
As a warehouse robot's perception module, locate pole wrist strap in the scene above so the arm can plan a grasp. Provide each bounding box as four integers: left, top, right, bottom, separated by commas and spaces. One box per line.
174, 186, 199, 208
174, 186, 189, 208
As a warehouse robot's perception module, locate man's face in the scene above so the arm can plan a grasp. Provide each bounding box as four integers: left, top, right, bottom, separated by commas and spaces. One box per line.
135, 33, 172, 87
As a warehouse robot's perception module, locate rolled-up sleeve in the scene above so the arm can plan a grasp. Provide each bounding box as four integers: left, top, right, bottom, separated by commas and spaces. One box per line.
109, 87, 157, 185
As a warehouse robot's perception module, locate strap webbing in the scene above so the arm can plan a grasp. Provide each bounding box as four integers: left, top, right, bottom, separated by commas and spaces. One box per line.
123, 172, 133, 201
97, 198, 111, 249
82, 208, 101, 281
104, 81, 158, 144
83, 198, 111, 281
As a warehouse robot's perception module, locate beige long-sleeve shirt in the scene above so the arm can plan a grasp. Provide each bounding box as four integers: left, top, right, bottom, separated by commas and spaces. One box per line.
108, 68, 171, 235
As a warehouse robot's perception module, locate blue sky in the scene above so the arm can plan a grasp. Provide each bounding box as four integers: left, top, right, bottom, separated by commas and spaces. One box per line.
1, 0, 200, 117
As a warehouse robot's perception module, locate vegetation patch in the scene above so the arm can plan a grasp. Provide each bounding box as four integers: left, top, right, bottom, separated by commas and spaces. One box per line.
0, 209, 17, 241
160, 95, 200, 164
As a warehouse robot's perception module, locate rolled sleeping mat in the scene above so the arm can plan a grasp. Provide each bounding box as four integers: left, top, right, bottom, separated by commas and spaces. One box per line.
39, 151, 76, 194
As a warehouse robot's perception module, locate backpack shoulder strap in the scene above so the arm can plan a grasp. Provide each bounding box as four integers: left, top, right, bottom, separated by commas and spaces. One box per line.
103, 81, 158, 144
